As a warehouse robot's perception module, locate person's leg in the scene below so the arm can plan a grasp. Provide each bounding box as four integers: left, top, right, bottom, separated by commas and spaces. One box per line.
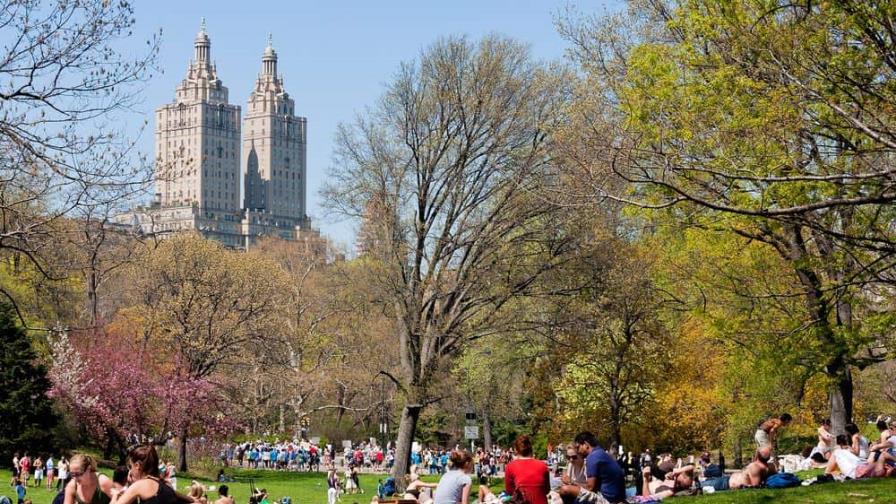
824, 456, 839, 476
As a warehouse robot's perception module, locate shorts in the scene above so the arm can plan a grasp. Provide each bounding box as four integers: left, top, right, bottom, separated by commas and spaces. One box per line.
575, 489, 611, 504
704, 476, 730, 492
754, 429, 771, 449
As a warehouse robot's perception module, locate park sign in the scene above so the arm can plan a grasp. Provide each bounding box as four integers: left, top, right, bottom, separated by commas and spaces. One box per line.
464, 425, 479, 440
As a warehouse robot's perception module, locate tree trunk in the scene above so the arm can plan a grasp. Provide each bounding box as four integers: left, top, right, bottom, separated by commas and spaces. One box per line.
279, 404, 286, 434
829, 366, 853, 436
177, 427, 189, 472
483, 412, 493, 452
391, 402, 422, 491
733, 436, 743, 469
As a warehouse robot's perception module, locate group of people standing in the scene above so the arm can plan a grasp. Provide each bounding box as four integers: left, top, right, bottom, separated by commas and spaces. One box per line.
10, 453, 67, 491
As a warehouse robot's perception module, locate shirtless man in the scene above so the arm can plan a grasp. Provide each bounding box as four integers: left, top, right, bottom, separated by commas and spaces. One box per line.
702, 447, 774, 492
214, 485, 234, 504
755, 413, 792, 465
639, 465, 695, 499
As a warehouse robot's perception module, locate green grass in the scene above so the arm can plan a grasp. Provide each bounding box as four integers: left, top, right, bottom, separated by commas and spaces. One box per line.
681, 477, 896, 503
3, 467, 893, 504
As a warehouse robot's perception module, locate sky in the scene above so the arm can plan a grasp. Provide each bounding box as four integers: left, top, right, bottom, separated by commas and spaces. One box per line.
128, 0, 621, 252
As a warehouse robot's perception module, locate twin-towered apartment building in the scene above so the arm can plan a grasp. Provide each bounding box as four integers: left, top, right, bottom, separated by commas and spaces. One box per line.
119, 20, 321, 250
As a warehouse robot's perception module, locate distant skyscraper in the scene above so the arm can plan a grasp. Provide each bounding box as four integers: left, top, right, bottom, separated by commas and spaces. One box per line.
154, 18, 241, 213
243, 35, 307, 221
118, 20, 330, 254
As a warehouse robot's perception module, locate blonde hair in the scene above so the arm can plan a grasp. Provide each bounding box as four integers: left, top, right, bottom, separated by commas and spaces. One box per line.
189, 481, 205, 499
69, 454, 97, 473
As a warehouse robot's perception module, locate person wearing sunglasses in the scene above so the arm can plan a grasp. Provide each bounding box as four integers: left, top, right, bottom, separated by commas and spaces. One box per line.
63, 454, 114, 504
561, 444, 586, 486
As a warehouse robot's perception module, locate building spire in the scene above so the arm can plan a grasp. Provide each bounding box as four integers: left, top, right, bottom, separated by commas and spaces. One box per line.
262, 34, 278, 77
194, 17, 211, 65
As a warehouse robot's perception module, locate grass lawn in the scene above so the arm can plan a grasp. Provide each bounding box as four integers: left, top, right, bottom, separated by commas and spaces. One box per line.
1, 467, 893, 504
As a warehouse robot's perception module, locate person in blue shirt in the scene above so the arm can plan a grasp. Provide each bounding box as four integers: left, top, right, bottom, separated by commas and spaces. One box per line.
15, 478, 26, 504
557, 432, 625, 504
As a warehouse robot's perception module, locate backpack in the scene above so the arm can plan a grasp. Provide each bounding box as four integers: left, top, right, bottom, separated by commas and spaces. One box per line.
379, 477, 396, 498
765, 472, 801, 489
702, 464, 723, 479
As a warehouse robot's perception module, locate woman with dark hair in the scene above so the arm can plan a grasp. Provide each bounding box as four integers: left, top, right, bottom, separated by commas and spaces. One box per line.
109, 445, 193, 504
433, 451, 473, 504
505, 436, 550, 504
845, 423, 870, 460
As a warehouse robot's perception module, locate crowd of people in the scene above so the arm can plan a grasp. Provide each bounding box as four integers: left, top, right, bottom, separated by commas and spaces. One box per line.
378, 414, 896, 504
5, 414, 895, 504
217, 440, 393, 472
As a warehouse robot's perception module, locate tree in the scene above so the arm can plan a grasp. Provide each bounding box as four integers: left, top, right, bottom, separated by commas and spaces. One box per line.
121, 234, 286, 471
557, 0, 896, 434
0, 0, 158, 325
553, 243, 669, 449
0, 303, 60, 463
324, 35, 572, 482
49, 327, 233, 463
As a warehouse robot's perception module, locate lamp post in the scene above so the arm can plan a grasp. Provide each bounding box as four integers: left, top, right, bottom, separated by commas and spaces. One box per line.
379, 374, 389, 449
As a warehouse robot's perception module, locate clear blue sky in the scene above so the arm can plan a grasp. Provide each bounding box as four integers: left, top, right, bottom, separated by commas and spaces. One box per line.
129, 1, 620, 251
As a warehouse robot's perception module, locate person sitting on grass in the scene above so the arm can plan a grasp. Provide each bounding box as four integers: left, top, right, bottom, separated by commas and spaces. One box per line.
824, 435, 863, 479
214, 486, 234, 504
869, 420, 896, 461
404, 473, 438, 503
809, 419, 834, 461
109, 445, 196, 504
845, 423, 870, 460
826, 434, 896, 479
432, 450, 473, 504
63, 454, 113, 504
188, 482, 206, 504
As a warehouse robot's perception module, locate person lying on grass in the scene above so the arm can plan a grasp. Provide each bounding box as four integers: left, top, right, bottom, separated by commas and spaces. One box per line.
702, 447, 775, 492
639, 464, 696, 498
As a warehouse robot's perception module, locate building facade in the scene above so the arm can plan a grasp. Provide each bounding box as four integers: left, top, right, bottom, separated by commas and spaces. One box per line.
120, 21, 317, 250
243, 36, 307, 221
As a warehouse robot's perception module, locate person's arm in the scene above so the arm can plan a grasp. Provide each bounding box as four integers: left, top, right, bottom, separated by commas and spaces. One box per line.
98, 475, 114, 498
63, 479, 77, 504
111, 480, 148, 504
460, 482, 471, 504
174, 490, 197, 504
640, 467, 651, 496
849, 435, 861, 456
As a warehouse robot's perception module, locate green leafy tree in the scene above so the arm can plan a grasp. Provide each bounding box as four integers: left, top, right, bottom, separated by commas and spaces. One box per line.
0, 304, 60, 464
558, 0, 896, 434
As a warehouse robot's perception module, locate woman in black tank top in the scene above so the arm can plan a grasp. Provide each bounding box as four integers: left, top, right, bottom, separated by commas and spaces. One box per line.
110, 445, 193, 504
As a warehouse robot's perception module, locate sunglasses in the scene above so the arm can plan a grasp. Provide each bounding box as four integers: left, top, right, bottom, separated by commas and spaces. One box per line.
70, 471, 85, 478
567, 455, 579, 460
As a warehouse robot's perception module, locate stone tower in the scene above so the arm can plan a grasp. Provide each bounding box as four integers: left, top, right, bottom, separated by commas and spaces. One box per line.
155, 19, 241, 213
243, 35, 307, 221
